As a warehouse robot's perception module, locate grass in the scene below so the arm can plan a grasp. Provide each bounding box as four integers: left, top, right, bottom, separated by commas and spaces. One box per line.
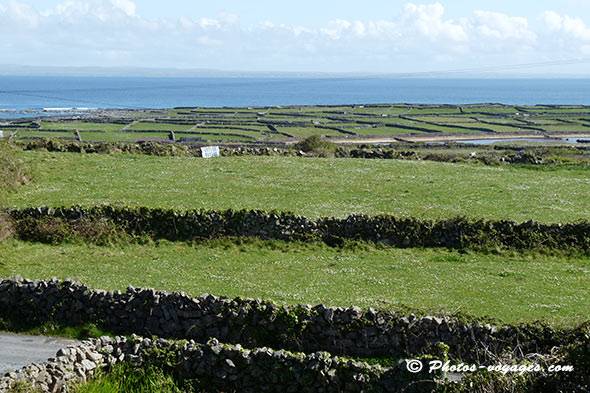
184, 128, 264, 138
180, 133, 253, 142
17, 131, 79, 140
39, 121, 124, 132
0, 320, 112, 340
4, 105, 589, 143
16, 131, 171, 142
6, 151, 590, 223
278, 126, 343, 137
1, 239, 589, 327
543, 125, 590, 132
73, 363, 183, 393
408, 116, 478, 123
0, 141, 31, 204
345, 126, 428, 135
128, 122, 194, 131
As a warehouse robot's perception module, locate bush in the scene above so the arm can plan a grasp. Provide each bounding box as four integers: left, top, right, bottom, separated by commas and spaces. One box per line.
293, 135, 336, 157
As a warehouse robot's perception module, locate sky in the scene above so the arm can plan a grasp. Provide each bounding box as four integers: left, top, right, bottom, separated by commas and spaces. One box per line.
1, 0, 590, 75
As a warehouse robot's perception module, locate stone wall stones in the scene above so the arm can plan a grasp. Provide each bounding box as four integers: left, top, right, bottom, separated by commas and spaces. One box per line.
0, 335, 435, 393
7, 206, 590, 251
0, 278, 576, 363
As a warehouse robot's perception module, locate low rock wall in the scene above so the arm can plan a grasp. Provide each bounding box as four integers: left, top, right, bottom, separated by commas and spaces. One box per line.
0, 278, 573, 362
0, 335, 434, 393
6, 206, 590, 251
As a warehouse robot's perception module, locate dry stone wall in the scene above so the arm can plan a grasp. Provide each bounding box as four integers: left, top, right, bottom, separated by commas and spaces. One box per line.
6, 206, 590, 251
0, 278, 575, 363
0, 335, 436, 393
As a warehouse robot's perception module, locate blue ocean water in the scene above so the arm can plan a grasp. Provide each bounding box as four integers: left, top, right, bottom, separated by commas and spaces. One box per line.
1, 76, 589, 116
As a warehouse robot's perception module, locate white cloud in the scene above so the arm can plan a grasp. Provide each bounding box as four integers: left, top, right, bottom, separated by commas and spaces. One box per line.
199, 17, 220, 29
111, 0, 135, 17
0, 1, 589, 72
540, 11, 563, 31
320, 19, 352, 40
403, 2, 467, 41
280, 24, 313, 37
179, 16, 193, 29
1, 0, 40, 28
473, 10, 536, 42
364, 20, 399, 40
47, 1, 89, 21
352, 21, 366, 37
218, 12, 238, 25
541, 11, 590, 40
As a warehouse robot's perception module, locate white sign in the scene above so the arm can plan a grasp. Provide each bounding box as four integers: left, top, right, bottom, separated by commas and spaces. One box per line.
201, 145, 220, 158
0, 131, 3, 138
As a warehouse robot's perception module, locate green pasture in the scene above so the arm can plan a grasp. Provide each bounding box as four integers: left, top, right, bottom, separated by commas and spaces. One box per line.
462, 106, 519, 114
1, 105, 585, 143
39, 121, 124, 132
342, 126, 427, 135
182, 129, 264, 138
543, 124, 590, 133
180, 133, 253, 142
404, 107, 463, 115
16, 131, 78, 140
1, 239, 588, 327
6, 152, 590, 223
15, 131, 170, 142
406, 116, 478, 123
277, 127, 343, 137
128, 122, 194, 131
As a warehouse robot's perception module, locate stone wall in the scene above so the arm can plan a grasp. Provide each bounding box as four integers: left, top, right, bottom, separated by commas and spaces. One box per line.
7, 206, 590, 251
0, 335, 435, 393
0, 278, 575, 363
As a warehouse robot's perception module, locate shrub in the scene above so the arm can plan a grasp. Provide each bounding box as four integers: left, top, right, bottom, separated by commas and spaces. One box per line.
293, 135, 336, 157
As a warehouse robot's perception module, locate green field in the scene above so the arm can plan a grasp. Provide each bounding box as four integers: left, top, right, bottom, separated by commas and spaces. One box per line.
6, 151, 590, 223
3, 112, 590, 334
128, 122, 194, 131
1, 239, 588, 327
39, 121, 124, 132
4, 104, 590, 144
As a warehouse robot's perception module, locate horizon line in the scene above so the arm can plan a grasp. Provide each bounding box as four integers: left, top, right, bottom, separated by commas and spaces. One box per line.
1, 63, 590, 79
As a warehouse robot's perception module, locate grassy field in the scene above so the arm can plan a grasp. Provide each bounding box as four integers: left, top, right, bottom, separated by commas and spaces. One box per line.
39, 121, 124, 132
4, 104, 590, 143
1, 239, 588, 327
3, 122, 590, 331
6, 151, 590, 223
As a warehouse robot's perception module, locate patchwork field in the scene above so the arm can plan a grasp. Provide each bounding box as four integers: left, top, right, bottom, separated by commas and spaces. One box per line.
2, 103, 590, 143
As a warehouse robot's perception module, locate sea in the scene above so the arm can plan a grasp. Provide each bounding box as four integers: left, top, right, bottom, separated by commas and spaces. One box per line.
1, 76, 590, 118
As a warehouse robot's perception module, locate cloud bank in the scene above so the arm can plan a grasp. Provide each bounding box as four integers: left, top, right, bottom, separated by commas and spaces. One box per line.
0, 0, 589, 73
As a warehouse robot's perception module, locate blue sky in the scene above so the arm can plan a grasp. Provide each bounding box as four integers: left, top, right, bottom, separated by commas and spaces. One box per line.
1, 0, 590, 74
